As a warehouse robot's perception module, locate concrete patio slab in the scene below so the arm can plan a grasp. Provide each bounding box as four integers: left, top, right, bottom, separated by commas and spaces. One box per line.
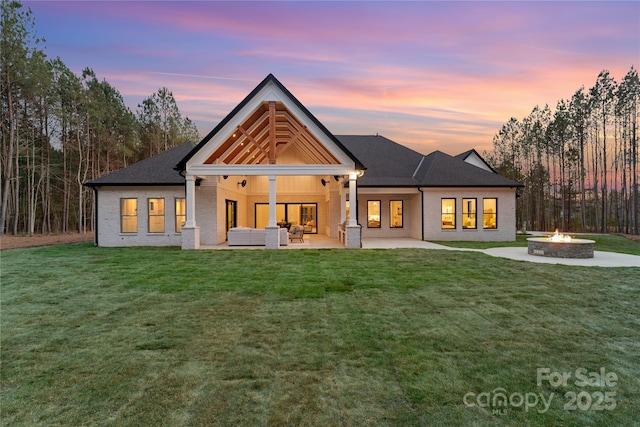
362, 237, 640, 268
484, 247, 640, 267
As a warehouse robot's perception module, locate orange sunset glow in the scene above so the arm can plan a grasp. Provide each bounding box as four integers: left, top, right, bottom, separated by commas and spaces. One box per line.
25, 1, 639, 155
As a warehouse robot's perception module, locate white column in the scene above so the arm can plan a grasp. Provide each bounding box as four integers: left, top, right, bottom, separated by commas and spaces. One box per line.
268, 175, 277, 227
348, 172, 358, 226
265, 174, 280, 249
340, 188, 347, 224
181, 174, 199, 250
185, 174, 196, 227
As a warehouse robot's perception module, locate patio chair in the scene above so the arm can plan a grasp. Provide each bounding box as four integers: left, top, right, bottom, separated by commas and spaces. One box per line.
303, 220, 315, 233
288, 225, 305, 243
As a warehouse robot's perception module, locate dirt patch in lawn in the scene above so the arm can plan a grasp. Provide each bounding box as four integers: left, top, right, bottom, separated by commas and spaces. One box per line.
1, 232, 94, 251
617, 233, 640, 242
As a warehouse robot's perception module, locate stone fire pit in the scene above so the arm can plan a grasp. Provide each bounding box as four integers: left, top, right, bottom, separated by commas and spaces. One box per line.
527, 231, 594, 259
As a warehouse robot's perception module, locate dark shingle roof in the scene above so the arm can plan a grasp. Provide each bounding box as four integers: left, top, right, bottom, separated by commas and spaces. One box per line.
338, 135, 521, 188
414, 150, 521, 187
85, 142, 195, 187
335, 135, 423, 186
86, 135, 521, 189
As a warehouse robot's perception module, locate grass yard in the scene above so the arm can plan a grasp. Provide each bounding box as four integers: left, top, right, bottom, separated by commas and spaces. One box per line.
1, 243, 639, 426
434, 233, 640, 255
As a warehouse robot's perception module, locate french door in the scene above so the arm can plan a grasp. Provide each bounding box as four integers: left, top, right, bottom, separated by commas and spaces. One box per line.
226, 200, 237, 236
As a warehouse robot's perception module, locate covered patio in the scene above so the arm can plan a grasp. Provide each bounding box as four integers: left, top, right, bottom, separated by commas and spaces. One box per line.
175, 75, 365, 250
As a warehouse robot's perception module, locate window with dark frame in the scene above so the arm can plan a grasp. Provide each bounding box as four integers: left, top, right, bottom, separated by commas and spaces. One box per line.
462, 198, 477, 229
175, 198, 186, 233
148, 198, 165, 233
441, 198, 455, 229
483, 198, 497, 229
367, 200, 381, 228
120, 198, 137, 233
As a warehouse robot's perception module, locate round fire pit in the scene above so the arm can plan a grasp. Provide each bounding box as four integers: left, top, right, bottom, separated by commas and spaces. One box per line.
527, 237, 595, 259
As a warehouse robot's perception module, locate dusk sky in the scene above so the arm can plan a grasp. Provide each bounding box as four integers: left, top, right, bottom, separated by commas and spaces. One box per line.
25, 1, 639, 155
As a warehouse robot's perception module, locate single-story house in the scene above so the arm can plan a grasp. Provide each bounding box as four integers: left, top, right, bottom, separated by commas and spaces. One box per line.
86, 74, 522, 249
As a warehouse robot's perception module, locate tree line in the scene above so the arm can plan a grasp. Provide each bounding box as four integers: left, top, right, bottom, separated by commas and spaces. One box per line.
485, 67, 639, 235
1, 1, 199, 236
3, 1, 638, 238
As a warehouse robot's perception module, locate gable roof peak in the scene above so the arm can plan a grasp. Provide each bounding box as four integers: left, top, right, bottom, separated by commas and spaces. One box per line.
455, 148, 496, 173
176, 74, 363, 171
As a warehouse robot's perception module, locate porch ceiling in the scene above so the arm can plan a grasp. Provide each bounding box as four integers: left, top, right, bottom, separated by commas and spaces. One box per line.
204, 101, 340, 166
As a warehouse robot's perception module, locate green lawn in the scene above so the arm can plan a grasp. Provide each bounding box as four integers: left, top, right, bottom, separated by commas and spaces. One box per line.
1, 244, 639, 426
434, 233, 640, 255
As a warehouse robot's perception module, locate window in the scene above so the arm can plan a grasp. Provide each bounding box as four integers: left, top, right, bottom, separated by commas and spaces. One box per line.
483, 198, 497, 229
390, 200, 403, 228
462, 198, 477, 229
367, 200, 381, 228
121, 198, 137, 233
148, 198, 165, 233
345, 201, 350, 221
175, 198, 186, 233
441, 198, 455, 229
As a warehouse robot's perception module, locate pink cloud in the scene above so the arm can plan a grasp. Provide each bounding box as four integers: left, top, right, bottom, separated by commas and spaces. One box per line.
27, 0, 638, 156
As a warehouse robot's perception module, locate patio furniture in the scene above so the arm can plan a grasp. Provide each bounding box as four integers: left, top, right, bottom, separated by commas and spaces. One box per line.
288, 225, 305, 243
227, 228, 265, 245
227, 227, 289, 246
279, 227, 288, 246
277, 221, 292, 230
338, 221, 346, 244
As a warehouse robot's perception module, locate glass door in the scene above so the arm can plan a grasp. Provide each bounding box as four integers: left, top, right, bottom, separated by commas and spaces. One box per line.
254, 202, 318, 233
226, 200, 237, 235
255, 204, 286, 229
301, 204, 317, 233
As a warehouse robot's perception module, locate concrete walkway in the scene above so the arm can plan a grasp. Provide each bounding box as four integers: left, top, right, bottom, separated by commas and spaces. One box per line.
361, 238, 640, 268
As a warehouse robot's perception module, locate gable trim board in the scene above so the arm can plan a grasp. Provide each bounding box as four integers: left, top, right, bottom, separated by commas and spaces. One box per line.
86, 74, 521, 248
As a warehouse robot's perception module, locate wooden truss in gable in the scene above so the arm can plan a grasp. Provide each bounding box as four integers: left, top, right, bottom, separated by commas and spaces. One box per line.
204, 101, 340, 166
